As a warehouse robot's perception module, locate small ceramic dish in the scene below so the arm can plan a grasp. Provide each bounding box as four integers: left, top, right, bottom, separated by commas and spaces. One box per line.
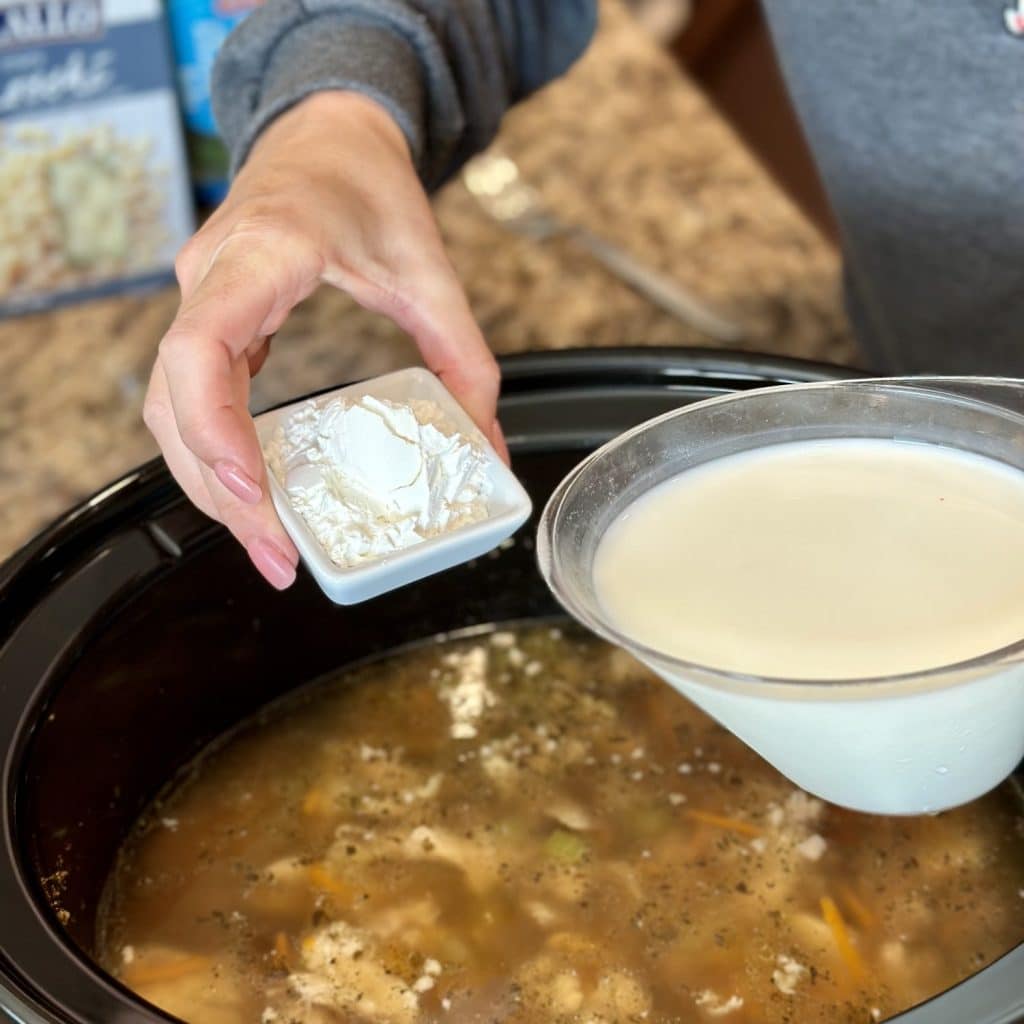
254, 368, 532, 605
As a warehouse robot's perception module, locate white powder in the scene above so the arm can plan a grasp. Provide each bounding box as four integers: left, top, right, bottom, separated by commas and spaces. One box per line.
440, 646, 496, 739
772, 955, 808, 995
695, 990, 744, 1016
795, 833, 828, 861
265, 396, 491, 567
783, 789, 825, 826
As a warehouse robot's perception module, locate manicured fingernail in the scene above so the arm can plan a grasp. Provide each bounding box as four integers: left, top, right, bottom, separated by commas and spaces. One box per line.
247, 538, 297, 590
215, 461, 262, 504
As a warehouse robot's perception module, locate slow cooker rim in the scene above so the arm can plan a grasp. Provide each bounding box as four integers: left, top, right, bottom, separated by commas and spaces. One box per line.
0, 347, 851, 606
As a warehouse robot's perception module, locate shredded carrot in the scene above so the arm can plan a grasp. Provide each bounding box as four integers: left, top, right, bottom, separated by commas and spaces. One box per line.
302, 934, 316, 953
821, 896, 867, 982
686, 809, 762, 837
308, 863, 350, 899
122, 954, 210, 987
838, 883, 875, 931
302, 788, 326, 816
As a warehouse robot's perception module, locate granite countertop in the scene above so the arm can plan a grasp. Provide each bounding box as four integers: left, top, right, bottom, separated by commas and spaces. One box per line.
0, 1, 857, 560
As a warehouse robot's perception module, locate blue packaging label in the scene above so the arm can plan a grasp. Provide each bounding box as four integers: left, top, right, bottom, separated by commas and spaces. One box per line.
167, 0, 258, 135
166, 0, 260, 198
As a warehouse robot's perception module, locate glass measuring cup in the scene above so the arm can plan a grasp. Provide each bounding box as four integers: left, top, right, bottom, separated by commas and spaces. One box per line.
537, 377, 1024, 815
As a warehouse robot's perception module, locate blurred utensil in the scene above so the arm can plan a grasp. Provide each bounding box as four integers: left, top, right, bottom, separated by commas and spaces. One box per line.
462, 151, 745, 342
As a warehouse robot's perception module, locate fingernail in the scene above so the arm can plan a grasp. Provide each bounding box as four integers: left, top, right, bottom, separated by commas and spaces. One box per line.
215, 461, 262, 504
247, 538, 297, 590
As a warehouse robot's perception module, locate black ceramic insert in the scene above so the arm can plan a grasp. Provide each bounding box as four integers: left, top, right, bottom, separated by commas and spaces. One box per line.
1, 349, 1020, 1024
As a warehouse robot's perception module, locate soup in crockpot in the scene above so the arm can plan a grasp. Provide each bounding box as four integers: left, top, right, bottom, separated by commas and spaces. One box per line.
98, 626, 1024, 1023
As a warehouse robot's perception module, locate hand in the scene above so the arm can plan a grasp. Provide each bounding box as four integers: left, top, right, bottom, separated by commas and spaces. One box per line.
143, 91, 505, 590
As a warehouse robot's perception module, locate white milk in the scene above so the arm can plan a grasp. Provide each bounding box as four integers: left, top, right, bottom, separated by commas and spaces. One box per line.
594, 439, 1024, 680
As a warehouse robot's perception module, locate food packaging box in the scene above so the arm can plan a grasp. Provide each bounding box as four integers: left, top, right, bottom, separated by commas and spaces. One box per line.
0, 0, 195, 316
166, 0, 262, 205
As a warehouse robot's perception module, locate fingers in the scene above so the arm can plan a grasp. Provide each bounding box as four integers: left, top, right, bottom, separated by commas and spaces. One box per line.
340, 255, 504, 455
143, 359, 220, 520
160, 235, 316, 484
406, 273, 507, 461
159, 243, 289, 482
196, 461, 297, 590
146, 237, 315, 588
147, 101, 511, 592
489, 418, 510, 463
145, 357, 299, 589
423, 315, 499, 435
247, 334, 273, 376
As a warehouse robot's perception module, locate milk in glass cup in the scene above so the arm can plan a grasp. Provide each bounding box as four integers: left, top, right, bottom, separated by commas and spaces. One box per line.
537, 378, 1024, 815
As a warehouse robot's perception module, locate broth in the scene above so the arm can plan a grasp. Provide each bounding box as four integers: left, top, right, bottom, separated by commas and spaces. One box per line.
99, 626, 1024, 1023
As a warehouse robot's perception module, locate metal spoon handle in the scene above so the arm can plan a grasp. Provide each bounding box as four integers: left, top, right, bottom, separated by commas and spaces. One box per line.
569, 227, 745, 342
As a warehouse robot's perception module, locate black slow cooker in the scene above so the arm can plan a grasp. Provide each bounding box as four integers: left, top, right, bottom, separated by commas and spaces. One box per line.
1, 348, 1021, 1024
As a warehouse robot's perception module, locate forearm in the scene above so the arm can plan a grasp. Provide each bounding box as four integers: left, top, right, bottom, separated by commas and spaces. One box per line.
211, 0, 597, 191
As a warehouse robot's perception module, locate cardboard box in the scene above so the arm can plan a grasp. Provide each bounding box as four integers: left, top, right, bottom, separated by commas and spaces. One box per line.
0, 0, 195, 315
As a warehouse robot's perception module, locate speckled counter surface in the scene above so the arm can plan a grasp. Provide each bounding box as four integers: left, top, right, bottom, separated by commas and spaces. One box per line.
0, 1, 857, 560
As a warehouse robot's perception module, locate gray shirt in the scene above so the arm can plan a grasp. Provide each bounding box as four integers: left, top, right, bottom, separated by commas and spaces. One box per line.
212, 1, 1024, 375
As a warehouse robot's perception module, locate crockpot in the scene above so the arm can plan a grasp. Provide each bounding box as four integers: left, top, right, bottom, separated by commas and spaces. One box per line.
1, 348, 1021, 1024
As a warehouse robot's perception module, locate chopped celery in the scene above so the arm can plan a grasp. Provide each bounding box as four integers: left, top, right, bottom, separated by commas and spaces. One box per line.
545, 828, 588, 864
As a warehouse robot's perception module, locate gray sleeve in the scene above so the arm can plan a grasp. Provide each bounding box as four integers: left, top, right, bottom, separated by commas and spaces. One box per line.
211, 0, 597, 190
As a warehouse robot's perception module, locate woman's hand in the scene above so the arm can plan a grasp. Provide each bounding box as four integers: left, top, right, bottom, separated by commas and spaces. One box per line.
143, 91, 504, 590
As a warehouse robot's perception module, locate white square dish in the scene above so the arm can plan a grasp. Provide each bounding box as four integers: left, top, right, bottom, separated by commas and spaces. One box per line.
254, 368, 532, 605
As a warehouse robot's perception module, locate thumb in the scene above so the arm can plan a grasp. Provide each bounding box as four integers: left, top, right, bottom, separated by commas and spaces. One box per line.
392, 268, 502, 437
